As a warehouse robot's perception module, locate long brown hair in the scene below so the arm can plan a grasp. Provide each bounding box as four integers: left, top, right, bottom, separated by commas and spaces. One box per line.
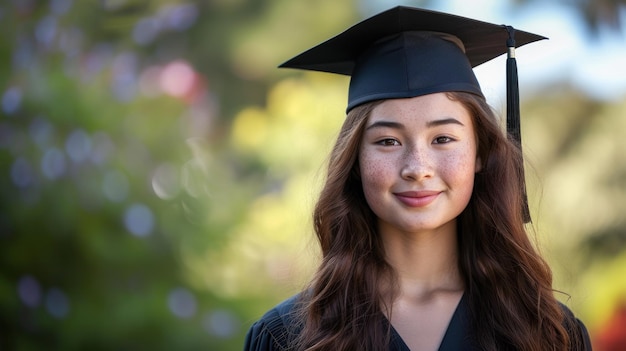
294, 92, 582, 350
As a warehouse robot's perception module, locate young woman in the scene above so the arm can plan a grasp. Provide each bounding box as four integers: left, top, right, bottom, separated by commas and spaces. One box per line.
244, 6, 591, 351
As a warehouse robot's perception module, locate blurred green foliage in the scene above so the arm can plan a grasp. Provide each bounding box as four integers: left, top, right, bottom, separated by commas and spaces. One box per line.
1, 0, 625, 350
0, 0, 356, 349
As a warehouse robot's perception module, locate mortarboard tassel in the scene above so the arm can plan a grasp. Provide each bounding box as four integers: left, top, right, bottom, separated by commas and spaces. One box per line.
504, 25, 531, 223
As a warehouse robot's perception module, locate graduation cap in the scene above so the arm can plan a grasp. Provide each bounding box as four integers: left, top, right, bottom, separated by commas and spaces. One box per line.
279, 6, 546, 222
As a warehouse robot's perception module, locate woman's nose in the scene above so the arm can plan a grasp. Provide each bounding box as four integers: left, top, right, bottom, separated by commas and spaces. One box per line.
400, 146, 433, 181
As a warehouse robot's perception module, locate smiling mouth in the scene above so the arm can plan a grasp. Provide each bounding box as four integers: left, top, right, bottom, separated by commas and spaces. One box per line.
393, 191, 441, 207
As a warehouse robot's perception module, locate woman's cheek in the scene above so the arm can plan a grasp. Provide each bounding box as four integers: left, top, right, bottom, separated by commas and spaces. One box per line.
359, 153, 390, 200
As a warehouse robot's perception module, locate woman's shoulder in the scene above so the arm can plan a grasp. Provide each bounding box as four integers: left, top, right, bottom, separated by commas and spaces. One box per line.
244, 294, 303, 351
559, 302, 593, 351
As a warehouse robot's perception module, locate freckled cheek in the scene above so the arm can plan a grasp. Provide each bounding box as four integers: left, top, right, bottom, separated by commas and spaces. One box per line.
359, 152, 394, 196
438, 150, 477, 194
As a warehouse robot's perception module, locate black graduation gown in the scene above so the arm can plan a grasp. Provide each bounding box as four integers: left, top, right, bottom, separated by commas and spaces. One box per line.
244, 293, 477, 351
243, 293, 592, 351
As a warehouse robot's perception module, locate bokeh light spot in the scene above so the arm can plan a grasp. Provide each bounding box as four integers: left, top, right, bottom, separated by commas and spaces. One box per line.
133, 17, 160, 45
124, 203, 154, 237
181, 159, 208, 198
152, 163, 180, 199
45, 288, 70, 319
35, 16, 57, 47
2, 87, 22, 115
231, 107, 268, 152
167, 287, 197, 319
12, 38, 35, 70
162, 4, 198, 31
50, 0, 72, 15
11, 158, 35, 188
160, 60, 195, 98
112, 73, 137, 101
111, 53, 138, 101
203, 309, 240, 339
29, 117, 54, 150
82, 44, 113, 80
65, 129, 92, 163
41, 147, 66, 180
102, 169, 129, 202
17, 275, 42, 308
58, 27, 83, 59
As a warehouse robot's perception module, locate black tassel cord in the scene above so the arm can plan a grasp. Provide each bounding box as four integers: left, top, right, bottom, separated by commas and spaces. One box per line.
504, 25, 531, 223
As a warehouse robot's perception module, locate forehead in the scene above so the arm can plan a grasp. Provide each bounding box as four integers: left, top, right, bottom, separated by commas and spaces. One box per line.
367, 93, 472, 124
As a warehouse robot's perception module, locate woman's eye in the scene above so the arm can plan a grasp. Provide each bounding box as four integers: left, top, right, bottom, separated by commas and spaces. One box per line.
433, 136, 454, 144
377, 138, 400, 146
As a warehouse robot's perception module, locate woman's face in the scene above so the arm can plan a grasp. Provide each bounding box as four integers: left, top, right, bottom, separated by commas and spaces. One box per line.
358, 92, 481, 235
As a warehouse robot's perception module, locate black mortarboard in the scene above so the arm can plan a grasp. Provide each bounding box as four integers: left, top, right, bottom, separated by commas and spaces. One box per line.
279, 6, 546, 222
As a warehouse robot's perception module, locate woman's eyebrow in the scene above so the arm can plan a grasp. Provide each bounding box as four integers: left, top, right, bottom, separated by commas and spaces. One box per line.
365, 120, 404, 131
426, 117, 465, 128
365, 117, 464, 131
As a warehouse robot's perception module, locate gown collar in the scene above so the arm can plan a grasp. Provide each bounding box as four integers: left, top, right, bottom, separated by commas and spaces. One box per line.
387, 293, 475, 351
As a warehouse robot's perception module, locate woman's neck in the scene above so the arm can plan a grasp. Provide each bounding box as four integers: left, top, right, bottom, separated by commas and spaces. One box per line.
380, 220, 464, 302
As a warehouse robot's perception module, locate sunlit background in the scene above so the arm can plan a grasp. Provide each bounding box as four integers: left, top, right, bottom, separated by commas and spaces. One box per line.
1, 0, 625, 350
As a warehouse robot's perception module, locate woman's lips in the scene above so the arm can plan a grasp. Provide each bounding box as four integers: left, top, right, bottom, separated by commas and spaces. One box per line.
394, 191, 441, 207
